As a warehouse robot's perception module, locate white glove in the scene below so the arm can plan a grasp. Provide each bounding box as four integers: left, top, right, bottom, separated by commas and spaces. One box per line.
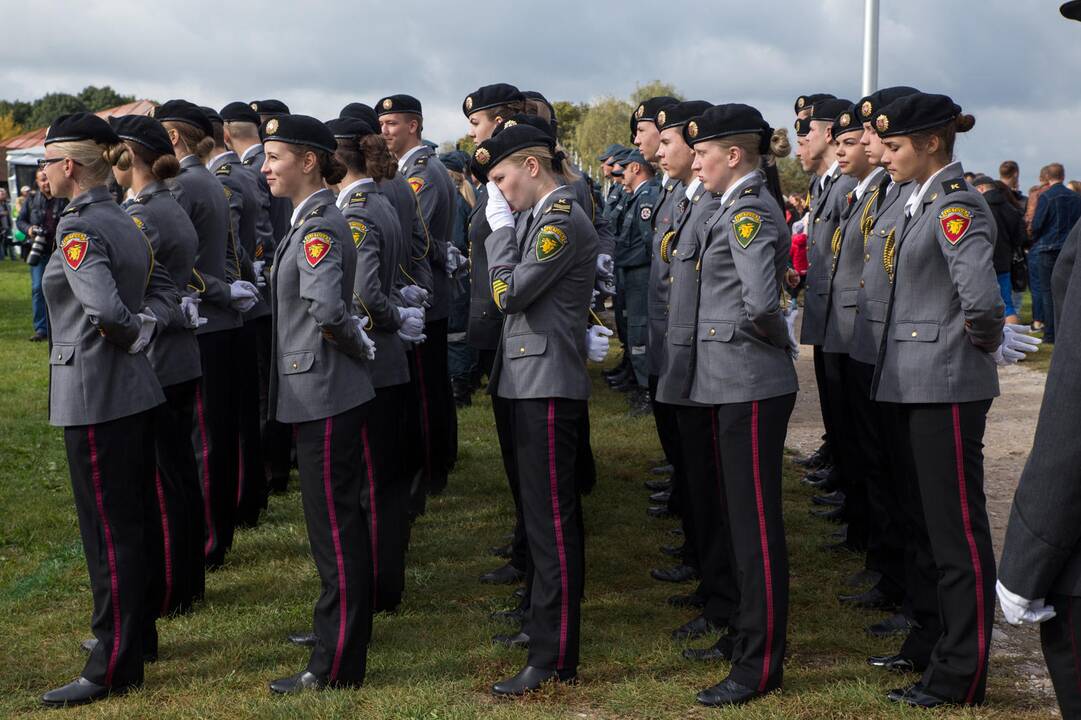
353, 316, 376, 361
128, 309, 157, 354
996, 580, 1056, 626
596, 274, 616, 298
400, 284, 430, 308
445, 245, 465, 277
229, 280, 259, 313
252, 260, 267, 289
586, 324, 614, 363
180, 296, 207, 329
596, 253, 614, 278
485, 181, 515, 230
992, 323, 1042, 365
396, 305, 427, 343
784, 307, 800, 361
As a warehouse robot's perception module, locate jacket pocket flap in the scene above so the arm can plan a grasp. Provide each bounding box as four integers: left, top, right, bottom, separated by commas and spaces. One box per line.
698, 321, 735, 342
506, 332, 547, 358
839, 289, 859, 308
469, 296, 496, 317
50, 343, 76, 365
864, 299, 888, 322
281, 350, 315, 374
894, 322, 940, 342
668, 324, 694, 346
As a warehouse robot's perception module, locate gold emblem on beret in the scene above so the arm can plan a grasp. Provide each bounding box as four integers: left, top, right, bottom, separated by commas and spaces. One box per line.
839, 112, 851, 128
266, 118, 279, 135
250, 102, 259, 112
465, 96, 473, 111
797, 96, 807, 109
657, 110, 667, 126
687, 121, 698, 139
382, 98, 393, 111
861, 100, 873, 119
635, 104, 645, 119
875, 115, 889, 133
503, 120, 517, 128
474, 147, 490, 166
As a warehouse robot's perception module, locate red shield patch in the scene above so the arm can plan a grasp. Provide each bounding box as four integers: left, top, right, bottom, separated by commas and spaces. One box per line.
938, 207, 973, 245
61, 232, 89, 271
303, 232, 331, 268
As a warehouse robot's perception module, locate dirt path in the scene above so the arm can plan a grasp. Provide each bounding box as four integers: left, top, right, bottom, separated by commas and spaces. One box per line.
784, 338, 1057, 708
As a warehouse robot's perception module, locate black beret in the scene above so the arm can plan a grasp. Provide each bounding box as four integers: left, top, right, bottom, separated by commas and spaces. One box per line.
250, 99, 289, 116
521, 90, 556, 122
325, 117, 377, 139
463, 83, 523, 117
809, 98, 853, 123
793, 117, 812, 137
1062, 1, 1081, 20
262, 114, 337, 154
632, 96, 679, 125
200, 106, 223, 125
220, 101, 260, 124
657, 100, 712, 131
971, 174, 996, 186
793, 93, 836, 114
340, 103, 378, 128
470, 123, 554, 181
108, 115, 172, 156
493, 113, 556, 142
154, 99, 213, 137
856, 86, 920, 124
45, 112, 119, 146
376, 94, 422, 117
684, 103, 770, 150
872, 92, 962, 138
831, 104, 862, 138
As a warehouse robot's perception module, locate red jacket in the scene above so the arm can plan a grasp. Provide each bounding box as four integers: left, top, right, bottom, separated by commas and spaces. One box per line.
791, 231, 808, 275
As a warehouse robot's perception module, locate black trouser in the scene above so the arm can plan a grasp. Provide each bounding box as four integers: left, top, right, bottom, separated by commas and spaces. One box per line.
194, 329, 240, 567
256, 315, 292, 491
895, 401, 996, 704
677, 405, 739, 627
820, 351, 867, 549
516, 398, 586, 672
150, 380, 203, 614
296, 404, 372, 685
236, 319, 267, 527
713, 394, 795, 692
1042, 594, 1081, 720
649, 375, 697, 569
360, 384, 410, 613
65, 410, 157, 688
406, 318, 453, 514
491, 388, 529, 575
811, 346, 834, 454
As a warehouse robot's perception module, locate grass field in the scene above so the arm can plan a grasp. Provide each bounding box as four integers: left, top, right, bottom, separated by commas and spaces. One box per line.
0, 261, 1055, 718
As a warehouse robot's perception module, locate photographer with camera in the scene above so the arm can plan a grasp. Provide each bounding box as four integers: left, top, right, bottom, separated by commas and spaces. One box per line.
17, 169, 68, 341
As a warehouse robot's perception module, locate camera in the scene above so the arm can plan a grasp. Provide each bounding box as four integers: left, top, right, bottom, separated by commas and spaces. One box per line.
26, 229, 47, 266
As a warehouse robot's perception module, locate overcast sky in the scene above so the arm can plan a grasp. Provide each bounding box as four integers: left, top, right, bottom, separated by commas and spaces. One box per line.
4, 0, 1080, 189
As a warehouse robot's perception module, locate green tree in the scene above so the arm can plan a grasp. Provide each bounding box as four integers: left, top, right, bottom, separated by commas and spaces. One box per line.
0, 100, 33, 127
630, 80, 682, 105
77, 85, 135, 112
0, 113, 24, 141
552, 100, 587, 148
776, 156, 811, 198
26, 93, 87, 129
572, 97, 634, 176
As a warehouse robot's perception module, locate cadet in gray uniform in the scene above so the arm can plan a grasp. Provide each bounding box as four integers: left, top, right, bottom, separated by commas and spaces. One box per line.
683, 104, 797, 708
471, 123, 597, 697
868, 94, 1003, 709
38, 114, 179, 708
260, 115, 376, 695
109, 114, 205, 617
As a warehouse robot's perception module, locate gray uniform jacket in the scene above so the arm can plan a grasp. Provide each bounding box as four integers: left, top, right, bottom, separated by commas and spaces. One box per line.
127, 181, 202, 388
687, 172, 798, 406
801, 170, 858, 346
822, 169, 886, 355
486, 186, 598, 400
872, 169, 1004, 403
169, 154, 242, 334
647, 178, 684, 377
656, 182, 721, 406
339, 181, 409, 389
43, 185, 174, 426
380, 172, 434, 300
269, 189, 374, 423
210, 152, 271, 321
466, 184, 503, 351
401, 146, 456, 322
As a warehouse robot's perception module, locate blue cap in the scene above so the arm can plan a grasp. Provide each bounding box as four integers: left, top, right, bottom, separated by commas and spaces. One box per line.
597, 143, 624, 161
618, 148, 649, 166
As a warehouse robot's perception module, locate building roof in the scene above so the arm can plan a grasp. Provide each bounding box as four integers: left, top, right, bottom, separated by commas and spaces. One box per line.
0, 99, 157, 150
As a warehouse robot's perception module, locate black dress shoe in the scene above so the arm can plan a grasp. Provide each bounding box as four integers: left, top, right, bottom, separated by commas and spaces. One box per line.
867, 653, 922, 673
801, 466, 832, 484
602, 363, 627, 378
821, 538, 862, 554
269, 671, 329, 694
668, 527, 684, 536
795, 444, 830, 469
628, 390, 652, 416
490, 606, 525, 624
811, 505, 845, 522
659, 543, 684, 558
512, 585, 527, 599
610, 378, 637, 392
667, 592, 706, 608
838, 587, 898, 611
491, 665, 576, 696
696, 677, 769, 707
287, 632, 318, 647
480, 562, 526, 585
29, 332, 48, 343
886, 683, 952, 708
489, 543, 513, 559
683, 634, 734, 661
866, 612, 914, 638
492, 631, 530, 649
651, 564, 697, 583
811, 490, 845, 506
644, 478, 671, 492
41, 677, 134, 707
647, 505, 674, 519
651, 463, 674, 475
845, 568, 882, 588
671, 614, 718, 640
649, 490, 672, 504
80, 638, 157, 663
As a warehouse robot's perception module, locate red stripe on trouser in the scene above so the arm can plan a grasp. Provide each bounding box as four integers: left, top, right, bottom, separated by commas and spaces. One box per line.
749, 401, 775, 693
87, 426, 122, 686
952, 404, 987, 704
413, 351, 432, 481
154, 470, 174, 616
322, 417, 348, 682
195, 385, 215, 556
546, 399, 571, 670
361, 423, 377, 601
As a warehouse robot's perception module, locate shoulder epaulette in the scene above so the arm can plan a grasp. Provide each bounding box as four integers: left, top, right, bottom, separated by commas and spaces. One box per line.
306, 205, 326, 220
548, 198, 573, 215
215, 163, 231, 176
241, 157, 254, 166
414, 155, 429, 167
348, 191, 368, 206
941, 177, 967, 195
740, 184, 761, 198
61, 203, 81, 216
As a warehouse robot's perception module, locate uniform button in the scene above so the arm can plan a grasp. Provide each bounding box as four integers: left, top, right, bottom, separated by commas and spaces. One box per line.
668, 277, 674, 284
815, 218, 821, 223
708, 328, 716, 336
56, 352, 62, 360
911, 331, 918, 337
859, 280, 865, 288
879, 229, 886, 236
864, 253, 870, 261
520, 347, 526, 353
291, 361, 298, 369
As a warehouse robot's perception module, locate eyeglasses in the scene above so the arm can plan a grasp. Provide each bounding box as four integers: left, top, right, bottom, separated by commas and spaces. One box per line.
37, 157, 82, 169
